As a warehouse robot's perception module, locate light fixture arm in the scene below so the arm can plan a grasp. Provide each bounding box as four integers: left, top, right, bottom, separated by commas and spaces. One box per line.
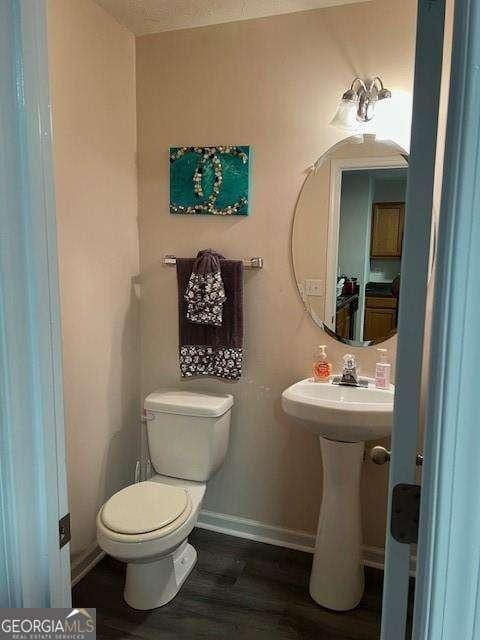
339, 76, 392, 123
342, 77, 367, 102
351, 77, 368, 93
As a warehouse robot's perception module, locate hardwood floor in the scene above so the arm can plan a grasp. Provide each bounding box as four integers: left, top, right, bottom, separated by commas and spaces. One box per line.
73, 528, 407, 640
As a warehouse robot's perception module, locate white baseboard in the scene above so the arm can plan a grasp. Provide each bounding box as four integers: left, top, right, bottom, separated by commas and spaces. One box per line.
71, 510, 416, 587
197, 509, 316, 553
197, 509, 416, 575
71, 543, 105, 587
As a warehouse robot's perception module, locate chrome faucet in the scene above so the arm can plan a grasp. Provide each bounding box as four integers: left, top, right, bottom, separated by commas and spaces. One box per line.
340, 354, 359, 386
332, 354, 369, 387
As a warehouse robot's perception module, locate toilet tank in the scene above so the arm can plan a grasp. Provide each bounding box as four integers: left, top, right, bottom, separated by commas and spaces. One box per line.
144, 390, 234, 482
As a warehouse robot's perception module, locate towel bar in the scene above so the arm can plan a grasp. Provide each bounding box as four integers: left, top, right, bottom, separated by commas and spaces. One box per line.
163, 255, 264, 269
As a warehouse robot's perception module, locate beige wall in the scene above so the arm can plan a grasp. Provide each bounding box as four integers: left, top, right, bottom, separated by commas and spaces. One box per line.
136, 0, 416, 547
47, 0, 140, 562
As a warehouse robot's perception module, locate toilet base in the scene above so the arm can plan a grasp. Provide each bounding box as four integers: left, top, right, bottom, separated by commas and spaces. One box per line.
124, 541, 197, 610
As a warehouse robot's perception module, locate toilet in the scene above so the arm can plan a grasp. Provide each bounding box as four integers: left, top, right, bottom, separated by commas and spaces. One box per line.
96, 390, 233, 610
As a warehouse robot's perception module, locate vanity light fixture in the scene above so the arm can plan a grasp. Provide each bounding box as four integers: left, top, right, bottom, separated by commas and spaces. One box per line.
330, 77, 392, 130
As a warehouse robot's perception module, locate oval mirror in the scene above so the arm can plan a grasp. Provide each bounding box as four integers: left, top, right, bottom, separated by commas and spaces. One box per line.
292, 134, 408, 346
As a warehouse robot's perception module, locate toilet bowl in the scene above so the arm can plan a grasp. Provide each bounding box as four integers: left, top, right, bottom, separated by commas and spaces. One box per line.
97, 390, 233, 609
97, 475, 206, 609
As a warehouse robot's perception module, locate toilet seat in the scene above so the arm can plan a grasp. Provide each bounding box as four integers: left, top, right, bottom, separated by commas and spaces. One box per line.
99, 481, 193, 542
101, 482, 189, 534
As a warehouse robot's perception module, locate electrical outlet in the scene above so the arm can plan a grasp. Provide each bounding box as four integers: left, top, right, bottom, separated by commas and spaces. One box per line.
297, 281, 307, 302
305, 279, 324, 297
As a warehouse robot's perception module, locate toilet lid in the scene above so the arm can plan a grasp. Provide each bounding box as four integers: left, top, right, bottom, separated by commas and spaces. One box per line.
101, 482, 189, 534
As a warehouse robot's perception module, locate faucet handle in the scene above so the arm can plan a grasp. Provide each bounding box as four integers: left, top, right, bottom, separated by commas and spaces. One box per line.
343, 353, 356, 370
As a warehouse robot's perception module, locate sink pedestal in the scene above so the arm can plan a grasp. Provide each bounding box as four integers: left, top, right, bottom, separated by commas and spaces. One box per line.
281, 377, 394, 610
310, 437, 365, 611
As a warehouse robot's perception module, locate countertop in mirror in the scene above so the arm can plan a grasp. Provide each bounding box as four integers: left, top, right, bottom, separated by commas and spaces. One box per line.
365, 282, 396, 297
336, 293, 359, 310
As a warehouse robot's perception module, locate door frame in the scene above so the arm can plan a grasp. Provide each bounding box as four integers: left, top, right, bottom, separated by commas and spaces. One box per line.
0, 0, 70, 606
325, 153, 408, 335
412, 0, 480, 637
380, 0, 446, 637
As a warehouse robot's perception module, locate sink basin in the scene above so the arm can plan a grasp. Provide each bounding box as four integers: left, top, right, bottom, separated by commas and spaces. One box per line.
281, 376, 395, 612
281, 377, 394, 442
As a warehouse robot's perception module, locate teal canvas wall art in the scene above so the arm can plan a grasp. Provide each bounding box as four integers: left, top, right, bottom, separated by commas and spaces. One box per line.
170, 146, 250, 216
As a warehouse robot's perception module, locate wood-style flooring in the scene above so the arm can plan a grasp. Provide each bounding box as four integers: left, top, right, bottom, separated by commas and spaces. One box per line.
73, 528, 412, 640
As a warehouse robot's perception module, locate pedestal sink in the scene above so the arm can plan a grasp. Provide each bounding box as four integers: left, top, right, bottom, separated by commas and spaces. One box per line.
281, 377, 394, 611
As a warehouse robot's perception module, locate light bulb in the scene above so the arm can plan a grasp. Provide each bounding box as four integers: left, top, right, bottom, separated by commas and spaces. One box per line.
373, 90, 413, 150
329, 100, 361, 131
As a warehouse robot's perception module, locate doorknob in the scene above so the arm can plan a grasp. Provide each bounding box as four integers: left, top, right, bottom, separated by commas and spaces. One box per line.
370, 446, 391, 465
370, 446, 423, 466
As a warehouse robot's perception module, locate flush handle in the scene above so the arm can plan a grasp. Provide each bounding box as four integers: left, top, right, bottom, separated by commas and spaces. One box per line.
370, 446, 423, 466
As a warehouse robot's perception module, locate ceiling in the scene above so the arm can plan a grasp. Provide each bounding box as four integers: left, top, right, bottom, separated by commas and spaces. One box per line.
95, 0, 371, 36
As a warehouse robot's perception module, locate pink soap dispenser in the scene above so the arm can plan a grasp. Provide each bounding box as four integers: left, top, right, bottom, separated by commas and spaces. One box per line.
375, 348, 391, 389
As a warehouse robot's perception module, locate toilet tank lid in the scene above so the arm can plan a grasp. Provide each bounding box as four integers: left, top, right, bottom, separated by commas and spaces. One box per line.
144, 390, 234, 417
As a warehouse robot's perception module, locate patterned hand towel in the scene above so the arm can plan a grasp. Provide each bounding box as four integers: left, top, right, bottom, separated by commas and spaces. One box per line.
185, 250, 226, 326
177, 256, 244, 380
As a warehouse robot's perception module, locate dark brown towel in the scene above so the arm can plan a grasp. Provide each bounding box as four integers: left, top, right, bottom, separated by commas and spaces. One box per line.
191, 249, 224, 275
177, 258, 244, 380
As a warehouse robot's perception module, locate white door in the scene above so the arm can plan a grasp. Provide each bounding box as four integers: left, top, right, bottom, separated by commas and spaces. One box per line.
0, 0, 70, 607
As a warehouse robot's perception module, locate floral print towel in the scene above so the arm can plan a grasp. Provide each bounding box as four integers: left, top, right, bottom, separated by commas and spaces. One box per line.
184, 249, 226, 326
185, 270, 226, 326
179, 345, 243, 380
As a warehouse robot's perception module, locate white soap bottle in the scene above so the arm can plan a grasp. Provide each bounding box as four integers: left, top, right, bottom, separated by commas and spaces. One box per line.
375, 348, 391, 389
